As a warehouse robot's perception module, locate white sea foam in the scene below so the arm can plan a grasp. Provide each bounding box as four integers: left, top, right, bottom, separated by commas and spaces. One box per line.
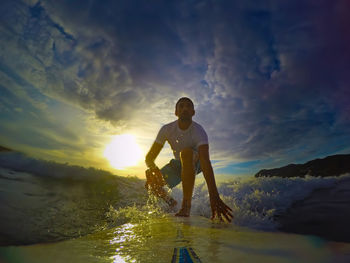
167, 174, 349, 231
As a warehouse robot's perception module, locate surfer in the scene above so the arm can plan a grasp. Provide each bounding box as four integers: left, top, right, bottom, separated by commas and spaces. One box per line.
145, 97, 233, 222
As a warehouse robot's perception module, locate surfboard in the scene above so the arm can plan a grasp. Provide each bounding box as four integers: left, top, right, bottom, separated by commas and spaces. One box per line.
1, 214, 349, 263
171, 215, 204, 263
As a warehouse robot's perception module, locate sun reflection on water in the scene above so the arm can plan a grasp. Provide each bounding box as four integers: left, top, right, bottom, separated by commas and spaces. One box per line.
112, 254, 136, 263
110, 223, 137, 263
110, 223, 136, 245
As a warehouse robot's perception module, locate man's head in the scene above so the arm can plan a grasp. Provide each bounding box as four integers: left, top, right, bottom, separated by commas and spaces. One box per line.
175, 97, 195, 121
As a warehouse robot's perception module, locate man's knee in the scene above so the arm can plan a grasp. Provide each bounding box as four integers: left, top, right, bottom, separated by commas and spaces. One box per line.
180, 148, 194, 163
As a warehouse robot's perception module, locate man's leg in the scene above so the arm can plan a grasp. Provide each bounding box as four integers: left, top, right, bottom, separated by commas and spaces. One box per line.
175, 148, 197, 217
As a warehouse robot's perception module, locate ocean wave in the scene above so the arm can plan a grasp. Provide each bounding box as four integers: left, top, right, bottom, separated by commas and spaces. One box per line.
0, 152, 148, 245
1, 151, 349, 245
170, 174, 349, 231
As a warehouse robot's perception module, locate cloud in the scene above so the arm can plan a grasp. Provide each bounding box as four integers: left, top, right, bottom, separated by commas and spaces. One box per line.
1, 0, 349, 175
198, 1, 350, 165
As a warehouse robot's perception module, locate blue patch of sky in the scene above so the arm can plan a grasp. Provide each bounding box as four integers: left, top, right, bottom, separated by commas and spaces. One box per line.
0, 80, 79, 150
244, 9, 280, 79
53, 44, 77, 66
51, 35, 77, 67
216, 160, 262, 175
0, 85, 18, 121
28, 2, 78, 68
200, 80, 209, 88
29, 2, 44, 18
0, 62, 31, 89
52, 23, 75, 41
77, 64, 89, 79
29, 2, 75, 42
0, 63, 58, 121
317, 137, 350, 158
0, 84, 13, 99
29, 1, 76, 60
87, 38, 107, 50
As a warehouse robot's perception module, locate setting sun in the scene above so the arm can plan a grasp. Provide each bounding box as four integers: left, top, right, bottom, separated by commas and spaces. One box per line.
104, 134, 143, 170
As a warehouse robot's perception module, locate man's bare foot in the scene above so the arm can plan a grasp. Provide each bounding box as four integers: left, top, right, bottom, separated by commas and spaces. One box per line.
175, 207, 190, 217
175, 200, 191, 217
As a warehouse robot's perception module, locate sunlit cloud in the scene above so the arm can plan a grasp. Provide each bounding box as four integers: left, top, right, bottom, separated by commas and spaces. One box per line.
1, 0, 349, 177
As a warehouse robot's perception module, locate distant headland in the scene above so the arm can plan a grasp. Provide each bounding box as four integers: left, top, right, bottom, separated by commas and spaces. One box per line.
255, 154, 350, 178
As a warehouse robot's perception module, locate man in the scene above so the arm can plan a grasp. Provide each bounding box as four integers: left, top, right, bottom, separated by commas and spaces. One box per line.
145, 97, 233, 222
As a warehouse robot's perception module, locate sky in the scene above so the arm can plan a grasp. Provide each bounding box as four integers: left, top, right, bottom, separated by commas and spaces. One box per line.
0, 0, 349, 179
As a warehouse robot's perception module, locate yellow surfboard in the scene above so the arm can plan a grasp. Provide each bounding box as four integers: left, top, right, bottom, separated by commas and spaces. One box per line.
1, 215, 350, 263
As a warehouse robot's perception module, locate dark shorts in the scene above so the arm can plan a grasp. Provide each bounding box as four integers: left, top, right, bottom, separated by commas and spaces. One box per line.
160, 159, 202, 189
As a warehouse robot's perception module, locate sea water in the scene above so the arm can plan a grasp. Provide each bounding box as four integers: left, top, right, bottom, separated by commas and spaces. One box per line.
1, 152, 350, 262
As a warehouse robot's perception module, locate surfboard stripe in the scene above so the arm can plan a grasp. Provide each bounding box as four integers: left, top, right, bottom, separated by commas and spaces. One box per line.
171, 248, 178, 263
172, 247, 201, 263
182, 247, 193, 262
187, 247, 202, 262
172, 228, 202, 263
179, 247, 185, 262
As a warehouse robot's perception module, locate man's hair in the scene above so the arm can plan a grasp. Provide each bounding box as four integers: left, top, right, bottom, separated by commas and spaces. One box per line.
175, 97, 194, 109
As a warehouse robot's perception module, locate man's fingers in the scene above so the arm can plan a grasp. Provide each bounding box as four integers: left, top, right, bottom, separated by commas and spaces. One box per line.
219, 200, 232, 212
211, 210, 233, 223
226, 205, 233, 211
210, 199, 234, 223
217, 205, 234, 223
218, 213, 224, 222
223, 212, 233, 222
222, 213, 230, 222
219, 201, 233, 220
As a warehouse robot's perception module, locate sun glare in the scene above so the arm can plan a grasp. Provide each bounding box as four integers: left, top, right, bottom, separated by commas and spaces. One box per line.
104, 134, 143, 170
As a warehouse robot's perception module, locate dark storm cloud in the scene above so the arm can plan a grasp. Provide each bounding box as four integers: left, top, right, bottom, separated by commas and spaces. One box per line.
198, 0, 350, 164
1, 0, 212, 121
1, 0, 349, 169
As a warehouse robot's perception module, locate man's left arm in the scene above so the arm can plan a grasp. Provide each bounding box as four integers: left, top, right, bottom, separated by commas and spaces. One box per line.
198, 144, 233, 222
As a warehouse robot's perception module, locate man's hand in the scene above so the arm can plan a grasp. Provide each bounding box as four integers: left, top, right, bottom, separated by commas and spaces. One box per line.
198, 144, 234, 222
145, 167, 165, 191
209, 195, 233, 222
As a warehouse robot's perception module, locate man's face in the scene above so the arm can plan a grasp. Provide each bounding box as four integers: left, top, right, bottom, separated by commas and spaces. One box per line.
175, 100, 195, 121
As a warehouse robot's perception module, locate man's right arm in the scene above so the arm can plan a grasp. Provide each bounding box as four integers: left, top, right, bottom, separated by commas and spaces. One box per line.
145, 142, 163, 169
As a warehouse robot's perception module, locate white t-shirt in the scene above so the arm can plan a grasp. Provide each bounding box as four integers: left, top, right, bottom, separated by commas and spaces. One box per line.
155, 120, 208, 160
